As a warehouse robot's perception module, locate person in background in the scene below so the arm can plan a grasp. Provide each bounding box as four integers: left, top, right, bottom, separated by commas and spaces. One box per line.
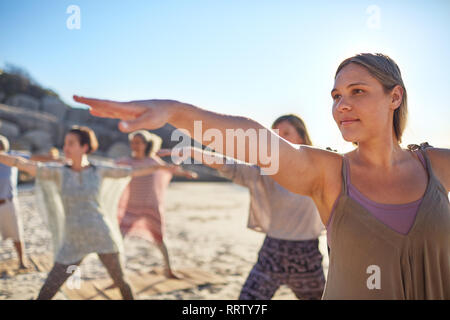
76, 53, 450, 299
117, 130, 197, 279
0, 135, 28, 270
0, 126, 178, 299
160, 114, 326, 299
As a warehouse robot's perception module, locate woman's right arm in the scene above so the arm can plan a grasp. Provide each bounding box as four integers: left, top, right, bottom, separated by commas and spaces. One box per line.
158, 147, 226, 170
0, 152, 38, 176
159, 147, 260, 187
73, 96, 343, 222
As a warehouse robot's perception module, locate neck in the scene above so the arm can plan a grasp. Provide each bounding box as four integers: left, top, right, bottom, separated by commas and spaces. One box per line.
355, 132, 403, 168
70, 155, 90, 171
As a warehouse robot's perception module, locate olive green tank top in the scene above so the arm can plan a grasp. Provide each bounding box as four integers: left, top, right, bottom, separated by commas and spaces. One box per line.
323, 146, 450, 299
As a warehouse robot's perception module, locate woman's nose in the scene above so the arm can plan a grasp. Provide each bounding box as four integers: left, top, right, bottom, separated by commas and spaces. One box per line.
336, 96, 352, 112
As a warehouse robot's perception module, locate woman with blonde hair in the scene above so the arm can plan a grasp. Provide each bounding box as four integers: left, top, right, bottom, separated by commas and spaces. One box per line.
75, 53, 450, 299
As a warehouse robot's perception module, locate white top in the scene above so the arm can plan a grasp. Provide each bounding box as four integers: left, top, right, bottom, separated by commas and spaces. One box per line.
35, 162, 131, 264
219, 160, 324, 241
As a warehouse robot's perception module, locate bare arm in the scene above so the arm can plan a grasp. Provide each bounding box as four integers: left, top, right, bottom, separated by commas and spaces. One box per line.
0, 152, 38, 177
73, 96, 337, 198
30, 154, 65, 164
153, 153, 199, 178
164, 147, 260, 186
130, 164, 169, 177
129, 161, 197, 179
426, 148, 450, 192
158, 147, 226, 170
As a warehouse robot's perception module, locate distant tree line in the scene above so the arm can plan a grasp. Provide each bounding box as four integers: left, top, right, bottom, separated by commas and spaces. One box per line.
0, 63, 58, 101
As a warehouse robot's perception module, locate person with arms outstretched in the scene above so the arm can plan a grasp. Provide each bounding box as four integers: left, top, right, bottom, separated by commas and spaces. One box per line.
74, 53, 450, 299
117, 130, 197, 279
160, 114, 326, 300
0, 126, 180, 300
0, 135, 29, 270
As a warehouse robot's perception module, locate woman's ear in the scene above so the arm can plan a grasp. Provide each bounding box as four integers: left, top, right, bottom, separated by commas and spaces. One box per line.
390, 85, 403, 110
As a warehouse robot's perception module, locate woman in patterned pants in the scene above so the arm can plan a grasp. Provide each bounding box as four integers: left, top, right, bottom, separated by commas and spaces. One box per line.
160, 115, 326, 300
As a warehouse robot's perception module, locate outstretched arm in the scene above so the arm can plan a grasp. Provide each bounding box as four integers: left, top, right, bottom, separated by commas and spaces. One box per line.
0, 152, 38, 177
30, 154, 65, 164
158, 147, 226, 170
73, 95, 346, 227
130, 163, 173, 177
158, 147, 259, 187
73, 96, 336, 198
129, 161, 197, 179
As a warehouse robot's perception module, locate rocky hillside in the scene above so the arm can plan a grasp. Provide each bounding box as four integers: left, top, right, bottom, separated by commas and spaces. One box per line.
0, 67, 224, 181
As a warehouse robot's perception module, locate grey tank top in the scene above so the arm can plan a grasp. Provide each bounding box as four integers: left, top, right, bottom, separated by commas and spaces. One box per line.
323, 146, 450, 299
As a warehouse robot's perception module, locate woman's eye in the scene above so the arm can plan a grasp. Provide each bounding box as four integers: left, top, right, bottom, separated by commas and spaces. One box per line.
332, 94, 341, 100
353, 89, 364, 94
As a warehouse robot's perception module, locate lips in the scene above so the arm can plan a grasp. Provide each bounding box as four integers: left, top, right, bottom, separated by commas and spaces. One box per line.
340, 119, 360, 126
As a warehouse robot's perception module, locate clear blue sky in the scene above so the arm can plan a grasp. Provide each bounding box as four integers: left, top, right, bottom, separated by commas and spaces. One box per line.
1, 0, 449, 151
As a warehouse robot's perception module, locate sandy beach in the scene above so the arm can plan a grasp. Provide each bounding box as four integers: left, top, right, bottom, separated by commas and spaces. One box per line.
0, 182, 329, 300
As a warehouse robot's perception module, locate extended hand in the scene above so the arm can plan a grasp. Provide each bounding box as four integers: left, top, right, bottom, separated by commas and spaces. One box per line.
184, 170, 198, 179
157, 147, 191, 165
73, 95, 177, 133
156, 149, 173, 157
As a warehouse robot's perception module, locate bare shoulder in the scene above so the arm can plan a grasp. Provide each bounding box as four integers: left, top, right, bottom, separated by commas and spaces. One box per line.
317, 149, 344, 196
284, 145, 343, 183
313, 146, 343, 164
424, 147, 450, 191
302, 146, 344, 208
306, 147, 344, 225
300, 145, 344, 177
270, 143, 344, 201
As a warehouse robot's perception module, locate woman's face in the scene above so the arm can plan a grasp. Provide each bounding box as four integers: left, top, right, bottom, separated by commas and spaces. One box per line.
130, 135, 147, 157
273, 120, 304, 144
63, 133, 88, 160
331, 63, 400, 144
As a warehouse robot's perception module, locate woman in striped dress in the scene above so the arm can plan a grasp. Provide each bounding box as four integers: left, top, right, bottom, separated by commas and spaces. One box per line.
117, 130, 197, 278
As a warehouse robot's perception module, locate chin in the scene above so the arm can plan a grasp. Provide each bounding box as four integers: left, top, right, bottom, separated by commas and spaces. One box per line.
341, 132, 360, 144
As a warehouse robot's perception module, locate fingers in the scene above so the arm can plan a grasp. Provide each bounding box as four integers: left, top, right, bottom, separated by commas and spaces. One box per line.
89, 109, 116, 119
157, 147, 192, 164
118, 110, 159, 133
73, 95, 144, 118
190, 172, 198, 179
73, 95, 115, 108
172, 152, 190, 165
183, 171, 198, 179
73, 95, 96, 104
74, 95, 169, 132
156, 149, 172, 157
